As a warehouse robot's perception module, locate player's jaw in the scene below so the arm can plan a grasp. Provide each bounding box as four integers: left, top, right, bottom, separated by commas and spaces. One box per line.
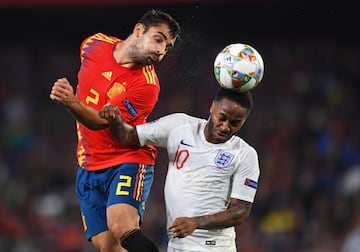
214, 129, 231, 142
133, 50, 163, 65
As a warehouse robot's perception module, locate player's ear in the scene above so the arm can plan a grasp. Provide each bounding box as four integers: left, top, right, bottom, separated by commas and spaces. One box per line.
134, 23, 145, 37
209, 101, 215, 114
239, 117, 247, 128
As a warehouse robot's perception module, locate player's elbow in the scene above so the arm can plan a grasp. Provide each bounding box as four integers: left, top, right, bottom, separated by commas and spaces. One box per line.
229, 201, 252, 226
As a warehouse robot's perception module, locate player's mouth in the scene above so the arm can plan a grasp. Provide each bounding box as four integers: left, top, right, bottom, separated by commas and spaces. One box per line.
215, 130, 229, 142
150, 53, 160, 62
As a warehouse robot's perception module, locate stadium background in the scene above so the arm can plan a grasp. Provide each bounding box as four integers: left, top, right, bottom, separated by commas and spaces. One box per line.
0, 1, 359, 251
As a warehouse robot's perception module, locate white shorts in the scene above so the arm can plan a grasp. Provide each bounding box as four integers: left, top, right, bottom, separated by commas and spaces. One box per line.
167, 248, 200, 252
167, 245, 236, 252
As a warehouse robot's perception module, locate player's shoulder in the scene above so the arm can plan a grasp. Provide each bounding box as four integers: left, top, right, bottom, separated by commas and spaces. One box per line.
233, 136, 258, 154
160, 113, 202, 125
82, 33, 121, 45
161, 112, 192, 120
173, 113, 202, 122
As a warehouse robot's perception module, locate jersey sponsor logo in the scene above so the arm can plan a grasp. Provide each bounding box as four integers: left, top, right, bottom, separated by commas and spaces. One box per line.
122, 98, 137, 117
205, 240, 216, 246
214, 150, 234, 168
180, 139, 193, 147
244, 178, 258, 189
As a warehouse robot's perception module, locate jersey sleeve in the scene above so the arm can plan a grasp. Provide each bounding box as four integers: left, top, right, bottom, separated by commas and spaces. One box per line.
231, 145, 260, 203
136, 113, 186, 148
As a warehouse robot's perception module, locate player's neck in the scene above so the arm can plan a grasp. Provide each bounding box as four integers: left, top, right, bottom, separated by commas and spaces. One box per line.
113, 42, 144, 69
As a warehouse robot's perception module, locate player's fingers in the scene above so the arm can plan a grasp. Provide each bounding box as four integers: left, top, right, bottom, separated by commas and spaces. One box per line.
103, 105, 119, 119
57, 77, 69, 85
99, 107, 108, 119
50, 85, 68, 99
168, 229, 178, 238
100, 106, 114, 120
51, 84, 67, 96
49, 92, 59, 100
110, 109, 116, 119
49, 87, 63, 100
54, 78, 72, 90
99, 109, 105, 119
172, 230, 186, 239
111, 106, 122, 119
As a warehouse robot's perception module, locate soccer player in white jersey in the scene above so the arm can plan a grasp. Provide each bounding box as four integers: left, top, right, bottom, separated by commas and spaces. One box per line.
99, 87, 260, 252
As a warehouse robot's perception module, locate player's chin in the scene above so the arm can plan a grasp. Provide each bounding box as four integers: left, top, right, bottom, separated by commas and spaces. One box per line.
150, 54, 163, 63
144, 58, 156, 65
214, 132, 230, 143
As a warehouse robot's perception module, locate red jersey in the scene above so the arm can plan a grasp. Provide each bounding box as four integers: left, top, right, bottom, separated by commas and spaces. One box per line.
76, 33, 159, 171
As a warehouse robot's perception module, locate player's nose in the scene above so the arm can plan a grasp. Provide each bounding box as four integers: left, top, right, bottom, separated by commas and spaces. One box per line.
157, 43, 168, 55
220, 121, 231, 133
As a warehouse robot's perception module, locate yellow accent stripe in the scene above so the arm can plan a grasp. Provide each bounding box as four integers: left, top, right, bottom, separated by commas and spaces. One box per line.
93, 33, 118, 44
81, 213, 87, 231
142, 66, 150, 84
80, 33, 119, 62
80, 36, 93, 62
76, 122, 86, 166
149, 66, 155, 84
142, 66, 156, 85
135, 164, 146, 201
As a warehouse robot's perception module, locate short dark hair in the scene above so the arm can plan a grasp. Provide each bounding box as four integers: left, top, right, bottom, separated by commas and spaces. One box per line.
138, 9, 181, 41
214, 87, 253, 115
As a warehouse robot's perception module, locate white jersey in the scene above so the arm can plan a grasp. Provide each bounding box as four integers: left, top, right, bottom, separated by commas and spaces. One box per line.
136, 113, 260, 251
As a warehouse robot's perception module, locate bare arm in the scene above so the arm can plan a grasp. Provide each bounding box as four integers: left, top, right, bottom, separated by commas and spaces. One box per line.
49, 77, 108, 130
99, 104, 140, 146
168, 198, 252, 238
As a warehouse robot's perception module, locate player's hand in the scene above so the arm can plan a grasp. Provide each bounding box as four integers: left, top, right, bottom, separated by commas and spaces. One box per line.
49, 77, 76, 106
99, 104, 121, 123
168, 217, 197, 238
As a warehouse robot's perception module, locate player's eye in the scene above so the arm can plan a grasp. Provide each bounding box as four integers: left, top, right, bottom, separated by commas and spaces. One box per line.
230, 121, 242, 128
218, 115, 227, 122
165, 44, 173, 52
155, 37, 162, 43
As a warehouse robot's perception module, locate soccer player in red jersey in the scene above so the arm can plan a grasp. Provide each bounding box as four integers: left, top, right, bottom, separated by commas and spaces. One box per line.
50, 9, 181, 252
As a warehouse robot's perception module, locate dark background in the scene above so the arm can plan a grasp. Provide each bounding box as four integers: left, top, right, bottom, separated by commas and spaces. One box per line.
1, 1, 359, 252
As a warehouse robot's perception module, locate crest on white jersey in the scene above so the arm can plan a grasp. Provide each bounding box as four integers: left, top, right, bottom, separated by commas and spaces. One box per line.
214, 150, 234, 168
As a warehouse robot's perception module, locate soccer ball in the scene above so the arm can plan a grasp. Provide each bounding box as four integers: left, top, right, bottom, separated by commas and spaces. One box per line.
214, 43, 264, 92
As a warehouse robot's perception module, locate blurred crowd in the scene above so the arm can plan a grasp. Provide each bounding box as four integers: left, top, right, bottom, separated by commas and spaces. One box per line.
1, 3, 360, 252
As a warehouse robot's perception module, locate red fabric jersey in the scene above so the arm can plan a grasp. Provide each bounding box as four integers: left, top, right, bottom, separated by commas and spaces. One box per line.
76, 33, 159, 171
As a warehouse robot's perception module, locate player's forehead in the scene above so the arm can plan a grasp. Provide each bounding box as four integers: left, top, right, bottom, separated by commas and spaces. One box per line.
213, 98, 247, 117
147, 23, 176, 41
